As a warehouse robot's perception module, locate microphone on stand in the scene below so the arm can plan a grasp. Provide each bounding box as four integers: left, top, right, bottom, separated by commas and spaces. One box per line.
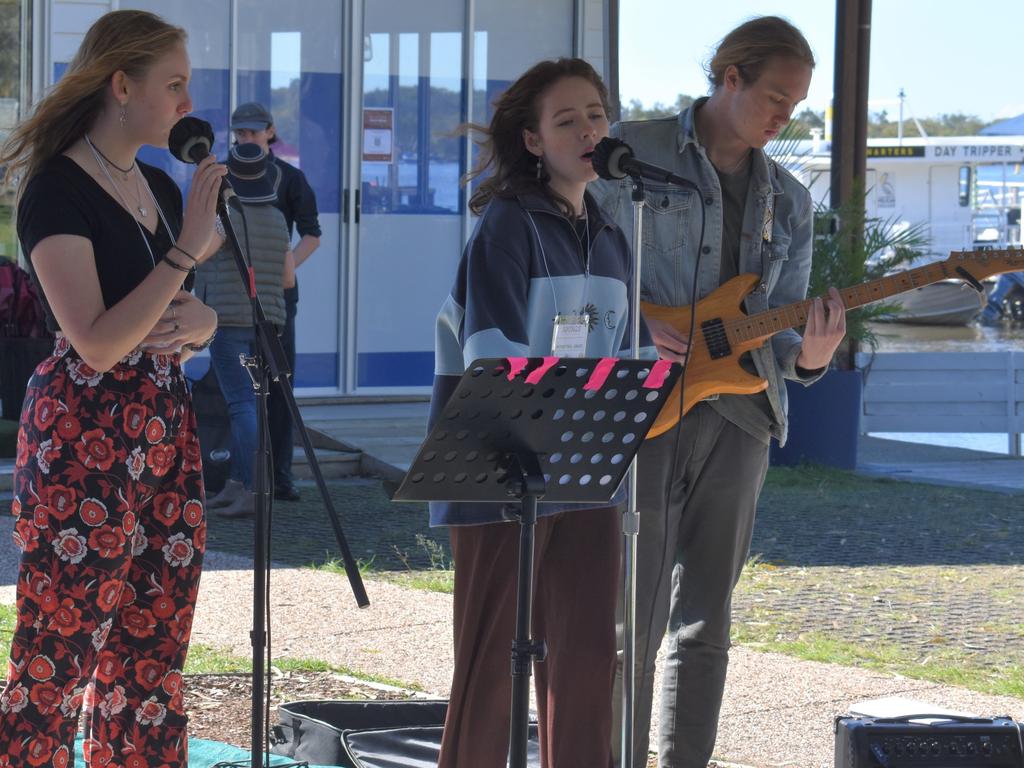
168, 116, 238, 209
592, 136, 699, 191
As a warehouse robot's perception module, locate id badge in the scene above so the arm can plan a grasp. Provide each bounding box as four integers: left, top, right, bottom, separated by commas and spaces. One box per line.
551, 313, 589, 358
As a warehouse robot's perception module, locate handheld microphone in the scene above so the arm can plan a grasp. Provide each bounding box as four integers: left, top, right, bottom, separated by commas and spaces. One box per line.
592, 136, 699, 191
168, 116, 237, 207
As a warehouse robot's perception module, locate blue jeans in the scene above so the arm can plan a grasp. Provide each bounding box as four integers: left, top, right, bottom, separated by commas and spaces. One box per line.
209, 326, 257, 489
268, 284, 298, 488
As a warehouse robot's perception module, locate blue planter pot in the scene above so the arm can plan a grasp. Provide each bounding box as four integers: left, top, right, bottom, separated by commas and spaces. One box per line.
769, 368, 863, 470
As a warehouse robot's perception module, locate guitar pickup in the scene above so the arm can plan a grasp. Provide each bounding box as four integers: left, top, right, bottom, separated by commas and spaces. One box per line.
701, 318, 731, 359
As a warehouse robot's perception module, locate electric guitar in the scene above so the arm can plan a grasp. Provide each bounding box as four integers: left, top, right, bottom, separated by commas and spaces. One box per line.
641, 247, 1024, 439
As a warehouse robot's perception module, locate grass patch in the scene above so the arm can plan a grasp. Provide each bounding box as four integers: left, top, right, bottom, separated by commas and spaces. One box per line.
310, 533, 455, 594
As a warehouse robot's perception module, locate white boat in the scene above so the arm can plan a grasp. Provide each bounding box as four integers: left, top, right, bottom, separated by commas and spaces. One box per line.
873, 279, 985, 325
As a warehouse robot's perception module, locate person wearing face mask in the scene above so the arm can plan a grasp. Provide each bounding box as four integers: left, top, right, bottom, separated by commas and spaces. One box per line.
229, 101, 321, 503
592, 16, 847, 768
0, 10, 225, 766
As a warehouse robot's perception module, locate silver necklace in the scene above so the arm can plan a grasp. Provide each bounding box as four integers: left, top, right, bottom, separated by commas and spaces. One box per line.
85, 137, 178, 269
85, 135, 148, 219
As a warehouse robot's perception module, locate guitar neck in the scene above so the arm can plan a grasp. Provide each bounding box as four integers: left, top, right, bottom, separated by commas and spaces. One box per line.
731, 261, 955, 342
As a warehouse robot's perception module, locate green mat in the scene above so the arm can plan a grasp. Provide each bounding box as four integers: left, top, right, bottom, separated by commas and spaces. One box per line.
73, 736, 337, 767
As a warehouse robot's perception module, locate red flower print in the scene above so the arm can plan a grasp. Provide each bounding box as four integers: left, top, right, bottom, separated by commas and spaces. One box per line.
51, 745, 70, 768
31, 504, 48, 529
88, 525, 127, 559
10, 497, 20, 518
99, 685, 127, 720
96, 579, 123, 613
52, 528, 88, 564
48, 597, 83, 637
47, 484, 78, 521
126, 445, 146, 480
169, 605, 194, 644
145, 417, 166, 444
26, 572, 51, 598
134, 658, 164, 690
182, 499, 203, 527
145, 443, 177, 477
24, 732, 57, 766
66, 357, 102, 387
152, 493, 181, 526
79, 497, 108, 527
182, 434, 202, 472
151, 594, 176, 620
136, 695, 167, 726
162, 532, 195, 567
75, 429, 116, 471
193, 523, 207, 552
82, 739, 113, 765
15, 428, 30, 468
38, 590, 59, 614
27, 655, 55, 682
122, 605, 156, 639
55, 412, 81, 440
29, 680, 62, 716
122, 509, 137, 536
161, 670, 183, 697
117, 581, 137, 608
0, 683, 29, 714
93, 652, 124, 685
12, 518, 39, 553
59, 681, 86, 718
33, 396, 59, 431
123, 403, 148, 439
125, 753, 148, 768
91, 618, 112, 651
34, 437, 62, 474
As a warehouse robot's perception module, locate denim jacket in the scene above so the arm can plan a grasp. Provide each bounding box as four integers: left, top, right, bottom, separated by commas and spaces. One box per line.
591, 98, 822, 444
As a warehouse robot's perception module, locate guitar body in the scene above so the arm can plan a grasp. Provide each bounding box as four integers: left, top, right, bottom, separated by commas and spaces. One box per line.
641, 274, 774, 439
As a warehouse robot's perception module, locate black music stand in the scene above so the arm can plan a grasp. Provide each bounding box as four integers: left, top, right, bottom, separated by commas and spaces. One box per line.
394, 356, 680, 768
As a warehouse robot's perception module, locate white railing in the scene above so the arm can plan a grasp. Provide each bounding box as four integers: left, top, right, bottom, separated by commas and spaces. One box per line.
856, 351, 1024, 456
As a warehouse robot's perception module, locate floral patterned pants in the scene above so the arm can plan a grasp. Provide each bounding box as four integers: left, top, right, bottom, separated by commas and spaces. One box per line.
0, 336, 206, 768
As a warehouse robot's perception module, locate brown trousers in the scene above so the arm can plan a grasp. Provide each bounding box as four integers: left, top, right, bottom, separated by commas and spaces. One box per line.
438, 507, 620, 768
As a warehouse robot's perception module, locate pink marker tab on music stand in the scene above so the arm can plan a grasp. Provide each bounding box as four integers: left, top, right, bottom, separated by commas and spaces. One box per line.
642, 359, 673, 389
525, 356, 560, 384
583, 358, 618, 391
505, 357, 528, 380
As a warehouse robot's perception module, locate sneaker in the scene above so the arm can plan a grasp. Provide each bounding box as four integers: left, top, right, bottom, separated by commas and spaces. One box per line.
206, 479, 244, 508
274, 484, 301, 502
216, 490, 256, 518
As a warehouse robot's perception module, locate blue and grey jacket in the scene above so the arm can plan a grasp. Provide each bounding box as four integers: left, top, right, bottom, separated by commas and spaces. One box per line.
428, 190, 654, 526
591, 98, 824, 445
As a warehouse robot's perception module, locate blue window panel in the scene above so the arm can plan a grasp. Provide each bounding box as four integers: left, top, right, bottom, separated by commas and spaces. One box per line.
357, 351, 433, 388
361, 74, 465, 216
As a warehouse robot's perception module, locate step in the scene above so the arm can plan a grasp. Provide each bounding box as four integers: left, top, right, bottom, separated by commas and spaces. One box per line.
290, 444, 362, 480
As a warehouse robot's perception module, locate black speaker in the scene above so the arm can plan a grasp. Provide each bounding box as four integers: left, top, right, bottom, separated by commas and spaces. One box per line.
836, 714, 1023, 767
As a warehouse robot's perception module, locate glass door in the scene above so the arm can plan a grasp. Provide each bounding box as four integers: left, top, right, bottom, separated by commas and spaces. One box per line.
0, 0, 29, 263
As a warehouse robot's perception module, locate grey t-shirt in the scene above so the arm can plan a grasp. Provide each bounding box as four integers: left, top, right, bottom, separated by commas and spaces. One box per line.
708, 157, 774, 443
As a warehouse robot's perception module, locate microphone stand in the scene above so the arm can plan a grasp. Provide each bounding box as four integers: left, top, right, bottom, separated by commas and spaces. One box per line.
621, 173, 644, 768
214, 195, 370, 768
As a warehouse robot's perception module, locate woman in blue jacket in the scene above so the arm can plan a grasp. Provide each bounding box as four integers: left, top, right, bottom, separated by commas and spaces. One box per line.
430, 58, 651, 768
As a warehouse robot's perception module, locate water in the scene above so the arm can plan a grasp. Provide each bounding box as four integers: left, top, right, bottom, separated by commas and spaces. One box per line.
864, 320, 1023, 455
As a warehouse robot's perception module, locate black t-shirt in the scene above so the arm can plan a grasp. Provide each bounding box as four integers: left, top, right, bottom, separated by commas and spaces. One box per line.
269, 151, 321, 239
18, 154, 184, 333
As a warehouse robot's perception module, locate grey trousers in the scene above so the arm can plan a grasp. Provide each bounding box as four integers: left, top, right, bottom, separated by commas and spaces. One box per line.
612, 404, 770, 768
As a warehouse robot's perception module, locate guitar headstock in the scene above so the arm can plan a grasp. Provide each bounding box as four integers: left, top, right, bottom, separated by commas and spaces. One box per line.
946, 247, 1024, 280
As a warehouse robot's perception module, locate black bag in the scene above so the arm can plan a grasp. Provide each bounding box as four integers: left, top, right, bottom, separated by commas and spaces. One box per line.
0, 260, 53, 420
271, 699, 541, 768
188, 367, 232, 494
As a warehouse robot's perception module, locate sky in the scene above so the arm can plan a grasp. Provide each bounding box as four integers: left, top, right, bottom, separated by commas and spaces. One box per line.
619, 0, 1024, 124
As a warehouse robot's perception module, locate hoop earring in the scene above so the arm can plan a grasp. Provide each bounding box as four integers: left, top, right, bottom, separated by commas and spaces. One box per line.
536, 156, 543, 181
119, 104, 127, 129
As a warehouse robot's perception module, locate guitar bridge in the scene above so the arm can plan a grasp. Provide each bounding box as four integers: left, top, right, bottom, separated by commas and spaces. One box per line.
701, 318, 731, 359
